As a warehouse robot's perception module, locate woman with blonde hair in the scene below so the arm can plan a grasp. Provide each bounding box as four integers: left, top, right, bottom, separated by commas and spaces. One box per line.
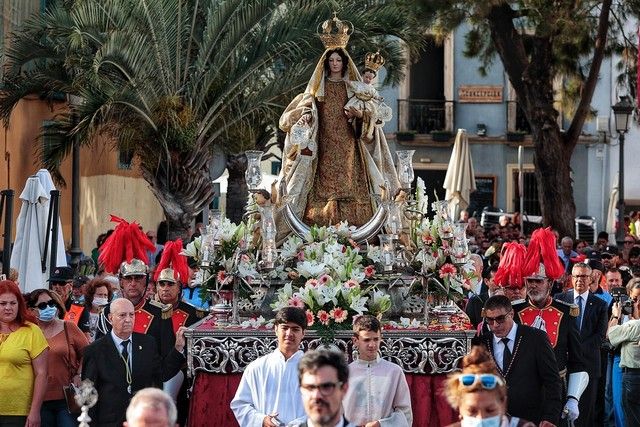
445, 345, 534, 427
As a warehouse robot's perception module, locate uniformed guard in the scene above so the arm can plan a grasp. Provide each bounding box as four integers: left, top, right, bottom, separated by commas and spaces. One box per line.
95, 216, 175, 359
515, 228, 590, 424
154, 239, 206, 425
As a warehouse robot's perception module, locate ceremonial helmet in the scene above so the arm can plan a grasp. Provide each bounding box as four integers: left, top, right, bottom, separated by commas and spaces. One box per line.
153, 239, 188, 286
157, 267, 178, 284
119, 259, 149, 277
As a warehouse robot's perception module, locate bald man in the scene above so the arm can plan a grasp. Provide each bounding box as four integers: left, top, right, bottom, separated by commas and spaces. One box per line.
82, 299, 186, 427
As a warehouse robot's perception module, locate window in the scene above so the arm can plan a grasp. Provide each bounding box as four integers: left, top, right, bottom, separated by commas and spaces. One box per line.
507, 164, 540, 216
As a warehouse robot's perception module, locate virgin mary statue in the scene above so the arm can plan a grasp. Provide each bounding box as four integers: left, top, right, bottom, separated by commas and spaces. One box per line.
275, 15, 400, 238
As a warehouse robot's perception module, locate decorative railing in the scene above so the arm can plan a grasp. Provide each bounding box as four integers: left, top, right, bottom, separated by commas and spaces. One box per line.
397, 98, 454, 134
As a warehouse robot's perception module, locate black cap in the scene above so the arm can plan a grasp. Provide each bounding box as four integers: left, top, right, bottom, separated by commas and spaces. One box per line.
602, 246, 619, 256
585, 249, 601, 261
48, 266, 75, 283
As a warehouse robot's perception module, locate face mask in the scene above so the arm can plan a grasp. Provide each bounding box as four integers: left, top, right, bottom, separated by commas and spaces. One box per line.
93, 297, 109, 307
73, 295, 85, 305
38, 306, 58, 322
461, 415, 502, 427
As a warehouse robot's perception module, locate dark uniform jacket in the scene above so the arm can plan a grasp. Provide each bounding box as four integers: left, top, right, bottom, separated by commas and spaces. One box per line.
513, 297, 586, 375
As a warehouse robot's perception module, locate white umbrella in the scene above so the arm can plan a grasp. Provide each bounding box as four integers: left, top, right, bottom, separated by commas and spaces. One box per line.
443, 129, 476, 221
35, 169, 67, 269
9, 173, 67, 293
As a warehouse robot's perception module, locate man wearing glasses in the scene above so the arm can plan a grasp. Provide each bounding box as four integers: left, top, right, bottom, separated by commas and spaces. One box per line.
294, 349, 356, 427
555, 263, 608, 426
481, 295, 562, 426
514, 263, 588, 424
231, 307, 308, 427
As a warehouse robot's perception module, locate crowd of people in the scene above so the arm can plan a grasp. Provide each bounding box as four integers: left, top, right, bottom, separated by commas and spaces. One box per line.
2, 210, 640, 427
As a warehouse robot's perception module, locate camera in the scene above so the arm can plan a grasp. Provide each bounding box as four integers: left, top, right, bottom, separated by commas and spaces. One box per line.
610, 287, 634, 316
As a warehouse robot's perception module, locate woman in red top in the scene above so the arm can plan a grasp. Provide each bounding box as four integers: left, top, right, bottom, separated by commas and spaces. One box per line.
27, 289, 88, 427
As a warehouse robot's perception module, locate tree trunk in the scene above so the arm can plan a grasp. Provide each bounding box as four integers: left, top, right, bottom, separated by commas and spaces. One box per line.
226, 153, 249, 224
140, 147, 214, 241
531, 129, 576, 238
487, 4, 577, 237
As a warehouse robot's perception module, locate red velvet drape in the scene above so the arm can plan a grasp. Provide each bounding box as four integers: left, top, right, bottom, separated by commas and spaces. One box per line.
187, 373, 457, 427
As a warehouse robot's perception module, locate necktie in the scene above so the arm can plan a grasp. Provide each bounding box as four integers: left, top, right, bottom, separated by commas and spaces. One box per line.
501, 338, 512, 371
121, 339, 130, 364
575, 295, 583, 331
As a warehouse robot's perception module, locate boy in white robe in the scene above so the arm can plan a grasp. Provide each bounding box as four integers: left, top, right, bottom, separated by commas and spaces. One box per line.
343, 315, 412, 427
231, 307, 308, 427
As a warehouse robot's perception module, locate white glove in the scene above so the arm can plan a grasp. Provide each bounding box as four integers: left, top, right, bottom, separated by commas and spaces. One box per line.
562, 398, 579, 421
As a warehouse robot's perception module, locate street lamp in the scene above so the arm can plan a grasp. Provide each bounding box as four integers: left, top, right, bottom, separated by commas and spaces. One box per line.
612, 96, 634, 245
67, 95, 84, 267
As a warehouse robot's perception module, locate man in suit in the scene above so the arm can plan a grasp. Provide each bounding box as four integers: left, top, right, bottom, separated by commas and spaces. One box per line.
555, 262, 608, 426
294, 349, 357, 427
481, 295, 562, 426
82, 298, 186, 427
97, 259, 176, 357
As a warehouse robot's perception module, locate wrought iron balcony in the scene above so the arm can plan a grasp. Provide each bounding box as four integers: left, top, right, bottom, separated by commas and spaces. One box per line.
397, 98, 454, 134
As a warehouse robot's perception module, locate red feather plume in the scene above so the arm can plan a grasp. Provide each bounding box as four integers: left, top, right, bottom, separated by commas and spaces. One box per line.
98, 215, 156, 274
494, 242, 527, 289
523, 227, 564, 280
154, 239, 189, 285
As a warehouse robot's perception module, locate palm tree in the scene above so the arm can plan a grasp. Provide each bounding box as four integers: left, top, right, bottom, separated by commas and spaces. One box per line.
1, 0, 424, 239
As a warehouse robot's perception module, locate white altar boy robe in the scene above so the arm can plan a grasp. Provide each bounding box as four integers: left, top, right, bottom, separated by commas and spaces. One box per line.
231, 349, 307, 427
343, 357, 412, 426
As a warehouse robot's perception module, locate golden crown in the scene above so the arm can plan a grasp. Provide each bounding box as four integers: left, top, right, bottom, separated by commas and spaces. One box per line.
364, 51, 385, 71
317, 12, 353, 50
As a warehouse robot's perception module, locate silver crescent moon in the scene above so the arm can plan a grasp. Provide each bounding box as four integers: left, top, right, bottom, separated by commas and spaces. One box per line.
283, 203, 388, 243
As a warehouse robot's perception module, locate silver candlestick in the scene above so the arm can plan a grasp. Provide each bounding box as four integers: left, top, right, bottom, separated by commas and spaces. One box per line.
75, 379, 98, 427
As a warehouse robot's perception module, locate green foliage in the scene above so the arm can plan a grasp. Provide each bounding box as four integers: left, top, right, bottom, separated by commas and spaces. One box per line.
1, 0, 426, 177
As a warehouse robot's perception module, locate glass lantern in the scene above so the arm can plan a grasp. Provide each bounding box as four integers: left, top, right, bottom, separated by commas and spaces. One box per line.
451, 237, 469, 265
209, 210, 223, 246
386, 201, 403, 237
395, 150, 415, 190
245, 150, 264, 192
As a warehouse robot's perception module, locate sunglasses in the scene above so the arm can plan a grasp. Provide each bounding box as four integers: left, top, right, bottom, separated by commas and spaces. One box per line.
456, 374, 504, 389
300, 381, 343, 396
601, 254, 613, 260
34, 300, 56, 310
485, 313, 511, 325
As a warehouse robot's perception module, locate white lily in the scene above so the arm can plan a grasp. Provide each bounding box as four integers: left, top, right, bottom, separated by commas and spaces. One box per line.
296, 261, 326, 278
281, 235, 303, 259
349, 295, 368, 315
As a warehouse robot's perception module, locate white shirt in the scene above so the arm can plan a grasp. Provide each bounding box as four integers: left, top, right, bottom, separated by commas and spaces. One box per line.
110, 330, 132, 367
492, 323, 518, 370
343, 357, 412, 426
231, 350, 306, 427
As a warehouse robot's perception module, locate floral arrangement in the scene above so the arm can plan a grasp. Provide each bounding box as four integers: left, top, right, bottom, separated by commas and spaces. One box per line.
272, 223, 391, 340
407, 178, 475, 302
181, 218, 264, 299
